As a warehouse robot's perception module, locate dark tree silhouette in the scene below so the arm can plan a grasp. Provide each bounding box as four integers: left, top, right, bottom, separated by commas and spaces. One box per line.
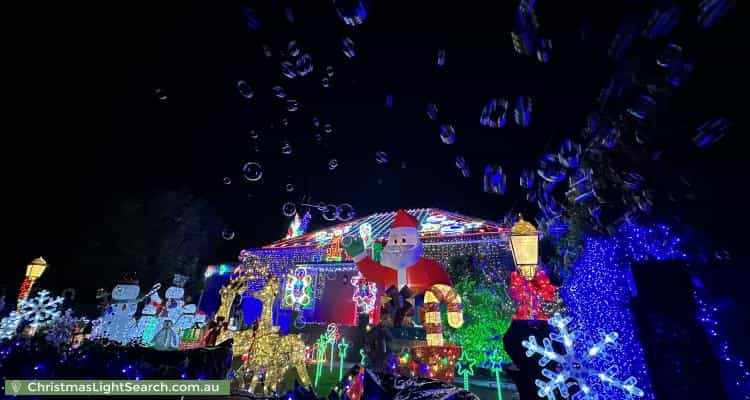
80, 190, 224, 296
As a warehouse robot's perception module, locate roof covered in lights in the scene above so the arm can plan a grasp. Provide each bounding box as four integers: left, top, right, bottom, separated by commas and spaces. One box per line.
263, 208, 508, 249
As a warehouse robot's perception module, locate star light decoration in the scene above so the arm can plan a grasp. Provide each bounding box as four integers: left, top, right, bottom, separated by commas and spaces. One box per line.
522, 313, 644, 400
18, 290, 63, 328
456, 350, 477, 390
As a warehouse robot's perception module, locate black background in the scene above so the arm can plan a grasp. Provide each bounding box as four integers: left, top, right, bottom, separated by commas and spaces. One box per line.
5, 1, 745, 305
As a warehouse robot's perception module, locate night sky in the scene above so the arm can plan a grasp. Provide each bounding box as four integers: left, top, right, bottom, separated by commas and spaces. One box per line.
6, 1, 745, 300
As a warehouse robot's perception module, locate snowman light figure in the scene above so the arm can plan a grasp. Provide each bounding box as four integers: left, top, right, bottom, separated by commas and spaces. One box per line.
102, 279, 141, 344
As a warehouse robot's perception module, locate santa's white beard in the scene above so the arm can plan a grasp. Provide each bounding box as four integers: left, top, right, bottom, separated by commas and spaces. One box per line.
380, 242, 422, 270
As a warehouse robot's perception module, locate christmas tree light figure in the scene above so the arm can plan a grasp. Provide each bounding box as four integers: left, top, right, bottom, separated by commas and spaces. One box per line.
488, 348, 505, 400
521, 313, 645, 400
18, 289, 63, 328
338, 338, 349, 381
456, 350, 477, 390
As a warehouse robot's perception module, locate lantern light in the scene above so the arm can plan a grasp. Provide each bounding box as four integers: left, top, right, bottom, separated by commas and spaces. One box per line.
509, 215, 539, 280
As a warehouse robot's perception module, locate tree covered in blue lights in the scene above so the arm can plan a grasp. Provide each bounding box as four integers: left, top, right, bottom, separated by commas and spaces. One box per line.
560, 223, 685, 400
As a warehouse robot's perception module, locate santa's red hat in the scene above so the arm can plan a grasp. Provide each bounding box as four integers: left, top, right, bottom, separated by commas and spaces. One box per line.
392, 209, 420, 229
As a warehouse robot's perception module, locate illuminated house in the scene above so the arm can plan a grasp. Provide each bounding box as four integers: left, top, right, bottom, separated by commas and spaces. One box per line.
204, 209, 514, 330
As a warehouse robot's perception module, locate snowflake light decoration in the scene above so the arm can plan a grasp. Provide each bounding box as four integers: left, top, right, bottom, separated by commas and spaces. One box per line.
522, 313, 645, 400
0, 311, 23, 340
18, 290, 63, 327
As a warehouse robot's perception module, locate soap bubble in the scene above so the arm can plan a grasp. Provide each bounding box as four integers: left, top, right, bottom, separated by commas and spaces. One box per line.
440, 124, 455, 144
342, 36, 356, 58
480, 98, 509, 128
333, 0, 368, 26
314, 133, 323, 142
242, 162, 263, 182
273, 86, 287, 99
455, 156, 467, 170
281, 140, 293, 155
328, 159, 339, 170
520, 168, 535, 189
250, 130, 260, 140
514, 96, 533, 127
375, 151, 389, 164
697, 0, 734, 29
287, 41, 300, 57
437, 49, 446, 67
280, 117, 289, 128
155, 88, 167, 101
426, 103, 439, 120
322, 204, 338, 221
337, 203, 355, 221
483, 164, 507, 195
262, 44, 273, 59
241, 6, 260, 30
285, 7, 295, 23
312, 117, 320, 128
295, 53, 313, 76
222, 229, 236, 240
286, 99, 300, 112
326, 66, 335, 77
282, 202, 297, 217
223, 177, 232, 185
323, 123, 334, 134
237, 80, 254, 99
321, 77, 331, 88
281, 61, 297, 79
693, 117, 729, 148
285, 183, 295, 192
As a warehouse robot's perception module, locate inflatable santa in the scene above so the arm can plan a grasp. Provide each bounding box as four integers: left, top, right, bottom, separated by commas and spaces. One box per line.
343, 209, 451, 294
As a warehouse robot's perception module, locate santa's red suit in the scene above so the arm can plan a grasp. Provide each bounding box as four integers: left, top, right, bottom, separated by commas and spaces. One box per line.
349, 209, 452, 294
352, 254, 451, 294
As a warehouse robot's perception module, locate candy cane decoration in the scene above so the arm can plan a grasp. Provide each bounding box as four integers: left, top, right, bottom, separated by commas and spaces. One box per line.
423, 284, 464, 346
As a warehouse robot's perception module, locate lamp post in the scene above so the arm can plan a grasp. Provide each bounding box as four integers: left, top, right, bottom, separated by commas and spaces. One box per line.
17, 257, 48, 311
509, 216, 538, 280
509, 216, 539, 320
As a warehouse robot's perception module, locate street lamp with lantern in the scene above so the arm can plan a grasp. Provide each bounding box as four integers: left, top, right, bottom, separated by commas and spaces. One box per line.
17, 257, 48, 310
509, 215, 539, 280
